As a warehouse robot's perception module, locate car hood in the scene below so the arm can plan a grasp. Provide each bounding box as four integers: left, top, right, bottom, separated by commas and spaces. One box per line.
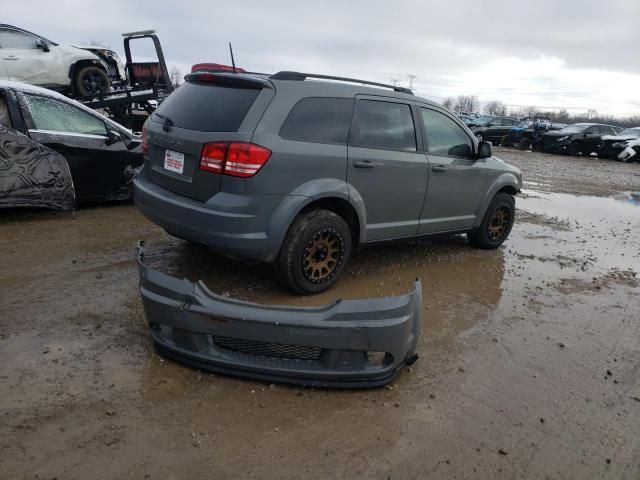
58, 44, 101, 62
602, 134, 639, 142
543, 130, 573, 138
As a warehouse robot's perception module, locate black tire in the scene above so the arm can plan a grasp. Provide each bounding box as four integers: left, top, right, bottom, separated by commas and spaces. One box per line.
517, 138, 531, 150
276, 209, 352, 294
500, 135, 511, 148
468, 193, 515, 249
567, 141, 581, 156
531, 138, 542, 151
74, 66, 111, 97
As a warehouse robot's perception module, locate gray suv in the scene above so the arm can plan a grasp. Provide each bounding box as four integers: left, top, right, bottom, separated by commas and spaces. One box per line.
133, 71, 522, 294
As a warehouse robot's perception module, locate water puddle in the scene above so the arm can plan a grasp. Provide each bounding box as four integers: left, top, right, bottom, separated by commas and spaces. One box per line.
516, 189, 640, 276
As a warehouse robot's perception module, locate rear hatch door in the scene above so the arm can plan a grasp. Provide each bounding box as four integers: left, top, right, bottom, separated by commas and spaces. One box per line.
145, 75, 273, 201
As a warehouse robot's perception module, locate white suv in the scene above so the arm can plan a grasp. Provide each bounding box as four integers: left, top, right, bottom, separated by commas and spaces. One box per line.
0, 24, 111, 96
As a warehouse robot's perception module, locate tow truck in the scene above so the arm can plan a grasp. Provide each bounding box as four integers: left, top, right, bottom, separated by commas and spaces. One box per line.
76, 30, 174, 131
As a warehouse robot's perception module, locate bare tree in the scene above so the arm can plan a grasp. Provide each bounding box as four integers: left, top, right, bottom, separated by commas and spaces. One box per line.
169, 65, 183, 89
453, 95, 479, 114
483, 100, 507, 117
525, 106, 538, 117
441, 97, 455, 111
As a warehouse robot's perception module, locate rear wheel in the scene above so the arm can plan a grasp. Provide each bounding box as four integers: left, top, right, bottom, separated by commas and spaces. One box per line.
276, 209, 352, 294
500, 135, 511, 147
74, 65, 110, 97
518, 138, 531, 150
468, 193, 515, 249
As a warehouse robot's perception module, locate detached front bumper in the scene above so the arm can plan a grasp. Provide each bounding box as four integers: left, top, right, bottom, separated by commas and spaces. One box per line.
137, 243, 422, 388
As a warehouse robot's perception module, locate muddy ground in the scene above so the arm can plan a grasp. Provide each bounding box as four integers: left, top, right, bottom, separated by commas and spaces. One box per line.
1, 148, 639, 479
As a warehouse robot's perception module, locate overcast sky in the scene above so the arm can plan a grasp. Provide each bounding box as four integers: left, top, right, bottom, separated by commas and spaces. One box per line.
6, 0, 640, 116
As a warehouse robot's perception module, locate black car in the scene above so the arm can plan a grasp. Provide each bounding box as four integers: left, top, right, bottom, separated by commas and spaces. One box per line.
599, 127, 640, 160
0, 124, 75, 210
0, 81, 142, 205
469, 117, 520, 144
540, 123, 620, 156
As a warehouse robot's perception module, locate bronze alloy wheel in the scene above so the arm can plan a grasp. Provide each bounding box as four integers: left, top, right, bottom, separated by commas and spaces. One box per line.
302, 228, 344, 283
487, 205, 512, 241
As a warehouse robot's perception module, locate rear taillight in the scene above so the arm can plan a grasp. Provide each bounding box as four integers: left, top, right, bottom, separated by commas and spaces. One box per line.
200, 142, 227, 173
141, 126, 149, 157
199, 142, 271, 178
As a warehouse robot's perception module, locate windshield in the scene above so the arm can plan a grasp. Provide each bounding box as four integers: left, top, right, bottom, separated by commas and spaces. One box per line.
618, 128, 640, 137
558, 124, 589, 134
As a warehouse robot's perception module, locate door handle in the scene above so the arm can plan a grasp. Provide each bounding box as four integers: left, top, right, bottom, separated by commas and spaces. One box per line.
3, 56, 18, 60
431, 165, 448, 172
353, 160, 376, 169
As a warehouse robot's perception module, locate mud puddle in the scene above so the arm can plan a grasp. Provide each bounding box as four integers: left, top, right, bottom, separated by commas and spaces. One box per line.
515, 189, 639, 286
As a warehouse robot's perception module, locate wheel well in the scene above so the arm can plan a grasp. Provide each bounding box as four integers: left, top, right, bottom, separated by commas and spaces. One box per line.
300, 198, 360, 245
69, 60, 105, 80
498, 185, 518, 196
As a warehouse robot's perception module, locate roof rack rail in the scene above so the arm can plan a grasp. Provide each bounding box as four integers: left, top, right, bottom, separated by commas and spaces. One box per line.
270, 71, 414, 95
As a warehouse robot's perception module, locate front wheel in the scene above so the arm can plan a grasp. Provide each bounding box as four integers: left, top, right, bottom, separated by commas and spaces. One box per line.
74, 66, 110, 97
567, 141, 581, 156
468, 193, 515, 249
276, 209, 352, 294
518, 138, 531, 150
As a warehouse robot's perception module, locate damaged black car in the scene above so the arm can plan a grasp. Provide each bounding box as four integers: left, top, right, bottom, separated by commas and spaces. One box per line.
540, 123, 620, 156
0, 81, 142, 205
599, 127, 640, 160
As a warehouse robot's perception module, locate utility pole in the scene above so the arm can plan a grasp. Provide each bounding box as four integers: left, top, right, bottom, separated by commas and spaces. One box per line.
407, 74, 416, 89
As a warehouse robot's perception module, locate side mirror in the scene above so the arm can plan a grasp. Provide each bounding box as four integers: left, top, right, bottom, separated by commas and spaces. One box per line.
477, 141, 492, 159
105, 129, 123, 146
35, 38, 50, 52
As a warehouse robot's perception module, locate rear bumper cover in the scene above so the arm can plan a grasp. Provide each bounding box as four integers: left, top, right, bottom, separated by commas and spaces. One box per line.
137, 242, 422, 388
133, 168, 286, 262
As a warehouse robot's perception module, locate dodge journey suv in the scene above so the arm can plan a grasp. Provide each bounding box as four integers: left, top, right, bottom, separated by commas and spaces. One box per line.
133, 70, 522, 294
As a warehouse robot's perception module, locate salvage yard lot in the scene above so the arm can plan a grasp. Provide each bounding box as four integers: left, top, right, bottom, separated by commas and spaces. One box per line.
1, 148, 639, 479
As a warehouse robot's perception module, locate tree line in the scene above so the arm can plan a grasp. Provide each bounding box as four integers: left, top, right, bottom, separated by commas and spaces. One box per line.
441, 95, 639, 127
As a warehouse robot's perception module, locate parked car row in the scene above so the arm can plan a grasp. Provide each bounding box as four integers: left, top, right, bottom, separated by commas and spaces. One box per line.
459, 111, 638, 161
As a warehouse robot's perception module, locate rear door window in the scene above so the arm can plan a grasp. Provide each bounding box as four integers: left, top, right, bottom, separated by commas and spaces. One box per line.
152, 82, 261, 132
279, 97, 354, 144
420, 108, 474, 158
349, 100, 416, 151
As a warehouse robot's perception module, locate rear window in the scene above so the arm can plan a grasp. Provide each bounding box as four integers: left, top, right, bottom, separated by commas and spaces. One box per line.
152, 82, 260, 132
279, 97, 354, 145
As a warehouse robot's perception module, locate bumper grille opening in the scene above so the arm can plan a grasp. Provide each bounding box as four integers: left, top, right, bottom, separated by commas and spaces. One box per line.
212, 335, 322, 361
368, 351, 394, 366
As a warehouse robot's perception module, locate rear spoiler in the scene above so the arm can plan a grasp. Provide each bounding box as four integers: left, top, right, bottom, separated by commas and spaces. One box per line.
184, 71, 273, 89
